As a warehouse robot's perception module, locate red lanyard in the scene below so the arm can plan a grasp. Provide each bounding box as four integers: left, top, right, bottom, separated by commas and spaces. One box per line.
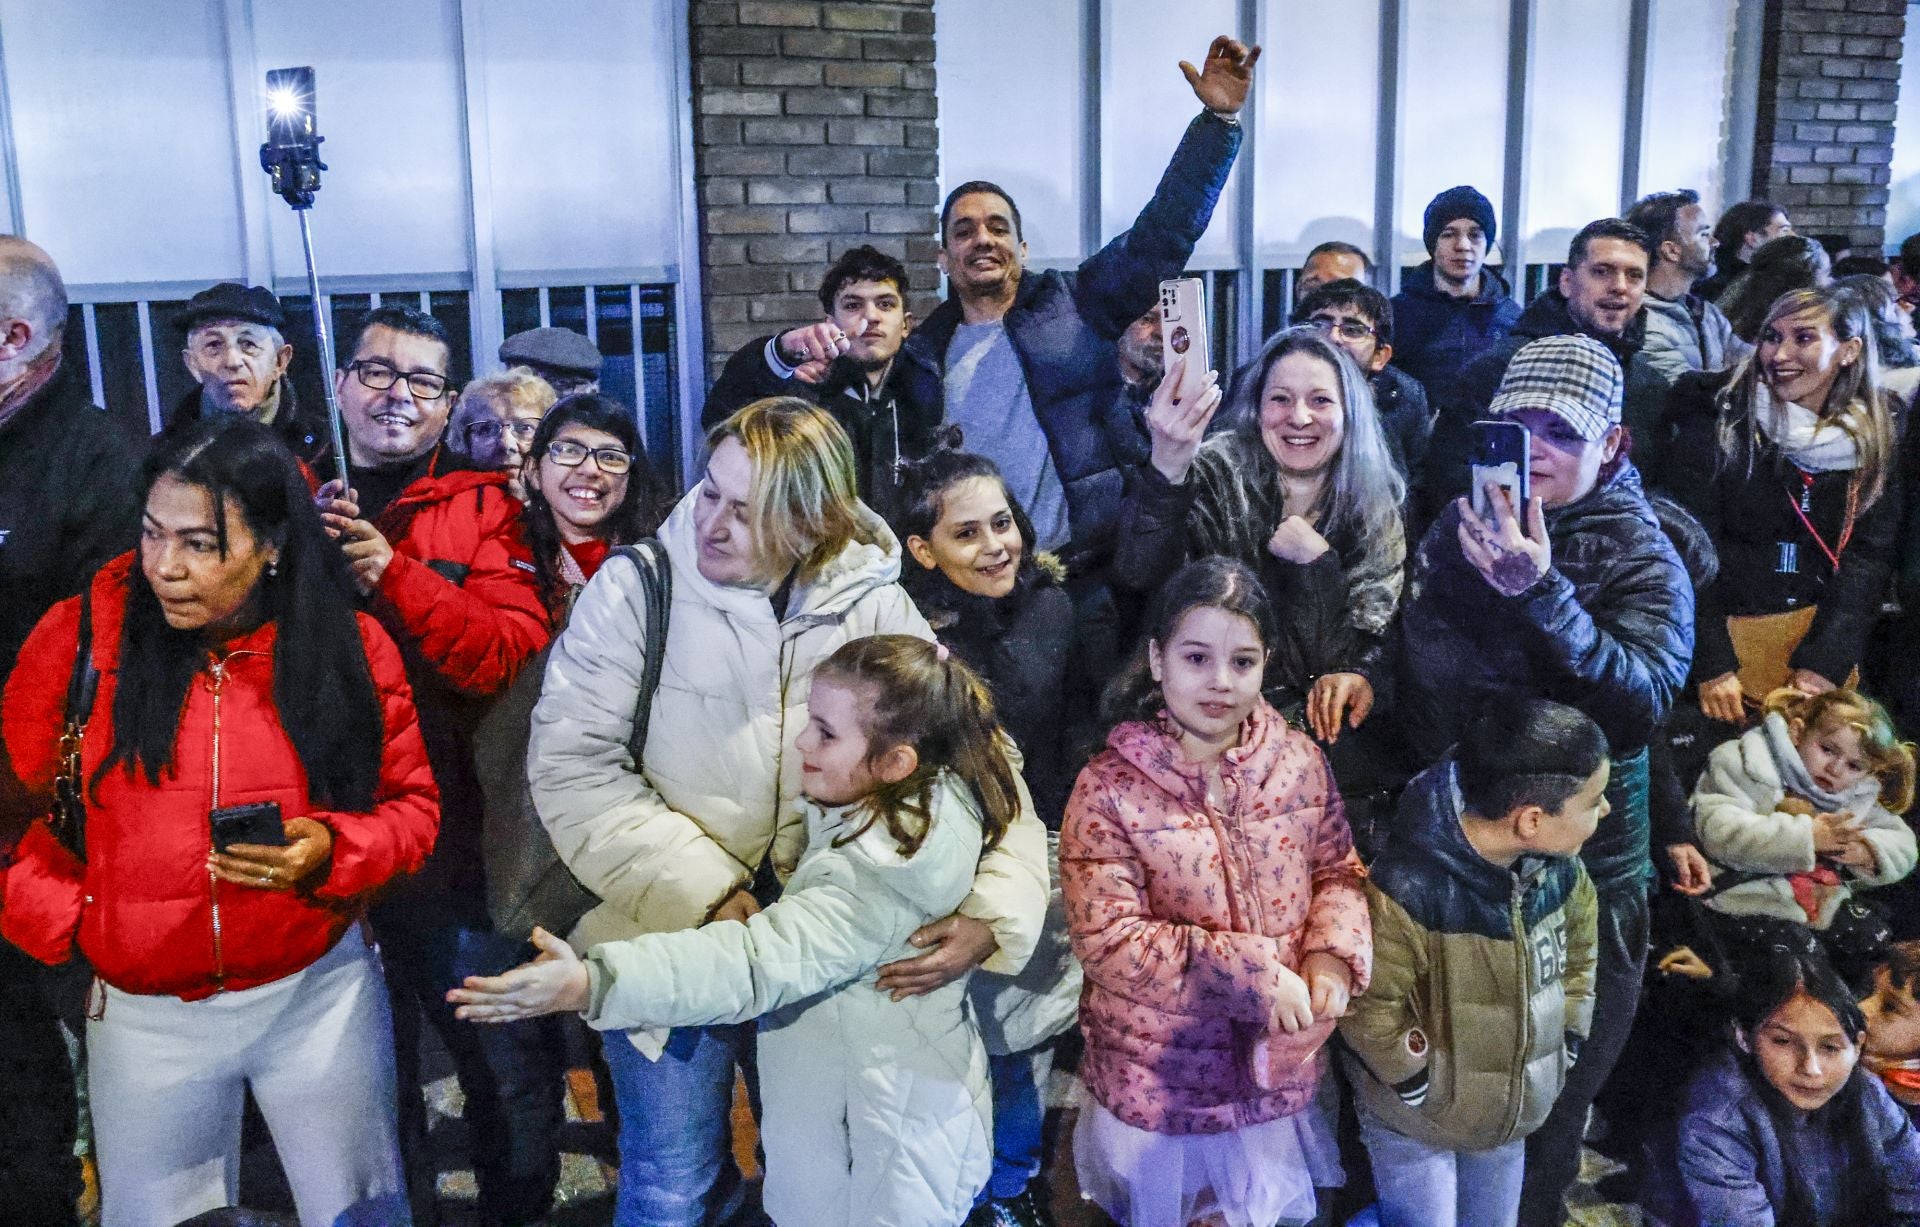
1785, 469, 1856, 572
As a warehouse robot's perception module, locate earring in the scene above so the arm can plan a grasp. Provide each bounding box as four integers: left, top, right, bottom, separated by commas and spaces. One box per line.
266, 560, 279, 579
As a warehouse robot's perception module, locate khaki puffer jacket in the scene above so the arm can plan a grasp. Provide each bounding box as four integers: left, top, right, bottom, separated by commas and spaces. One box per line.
528, 489, 1048, 969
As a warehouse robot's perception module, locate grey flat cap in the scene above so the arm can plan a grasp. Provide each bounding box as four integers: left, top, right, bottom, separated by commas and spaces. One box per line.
499, 326, 602, 378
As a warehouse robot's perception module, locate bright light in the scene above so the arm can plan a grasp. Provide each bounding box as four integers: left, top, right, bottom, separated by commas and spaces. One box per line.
266, 86, 304, 120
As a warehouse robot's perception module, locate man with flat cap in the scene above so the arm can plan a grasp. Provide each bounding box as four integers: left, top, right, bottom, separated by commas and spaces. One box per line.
173, 282, 328, 466
498, 326, 600, 396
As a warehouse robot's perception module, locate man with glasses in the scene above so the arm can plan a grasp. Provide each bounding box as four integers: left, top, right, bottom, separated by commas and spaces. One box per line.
170, 282, 329, 468
1293, 277, 1431, 480
321, 304, 558, 1225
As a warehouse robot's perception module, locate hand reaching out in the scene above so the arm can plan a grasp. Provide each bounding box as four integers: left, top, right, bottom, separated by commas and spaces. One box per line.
447, 927, 590, 1023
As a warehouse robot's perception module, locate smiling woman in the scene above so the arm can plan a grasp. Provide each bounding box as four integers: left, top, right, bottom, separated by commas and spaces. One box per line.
517, 392, 667, 616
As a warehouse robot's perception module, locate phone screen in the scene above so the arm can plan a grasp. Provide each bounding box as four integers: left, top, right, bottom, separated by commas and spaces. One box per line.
1469, 420, 1530, 521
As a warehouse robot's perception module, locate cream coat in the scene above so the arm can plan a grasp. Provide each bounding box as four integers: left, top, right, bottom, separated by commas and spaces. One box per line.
580, 772, 992, 1227
528, 487, 1048, 965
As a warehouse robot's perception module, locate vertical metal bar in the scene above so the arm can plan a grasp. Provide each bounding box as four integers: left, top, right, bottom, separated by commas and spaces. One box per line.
1620, 0, 1653, 210
1500, 0, 1536, 301
369, 291, 382, 309
1235, 0, 1260, 361
455, 0, 504, 383
1083, 0, 1105, 257
1375, 0, 1409, 296
1725, 0, 1766, 204
82, 303, 105, 409
583, 286, 599, 346
537, 285, 551, 328
0, 13, 26, 236
668, 0, 707, 481
136, 302, 162, 435
219, 0, 273, 286
418, 291, 431, 313
629, 283, 648, 439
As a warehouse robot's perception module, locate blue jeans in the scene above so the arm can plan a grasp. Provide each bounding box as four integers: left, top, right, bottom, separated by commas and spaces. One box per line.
601, 1023, 755, 1227
378, 910, 563, 1227
985, 1048, 1049, 1200
1357, 1101, 1525, 1227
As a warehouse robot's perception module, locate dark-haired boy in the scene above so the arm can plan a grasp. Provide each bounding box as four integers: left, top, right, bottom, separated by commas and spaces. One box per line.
1294, 278, 1431, 479
703, 244, 942, 526
1341, 699, 1603, 1227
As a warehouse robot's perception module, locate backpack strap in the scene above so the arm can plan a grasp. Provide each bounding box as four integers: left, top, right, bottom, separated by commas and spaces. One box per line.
611, 539, 673, 764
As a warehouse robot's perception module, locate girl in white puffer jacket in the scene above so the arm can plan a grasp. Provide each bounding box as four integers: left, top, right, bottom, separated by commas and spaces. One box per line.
454, 636, 1022, 1226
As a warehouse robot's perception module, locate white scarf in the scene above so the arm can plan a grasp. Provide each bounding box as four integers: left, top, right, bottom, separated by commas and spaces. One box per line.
1753, 381, 1861, 473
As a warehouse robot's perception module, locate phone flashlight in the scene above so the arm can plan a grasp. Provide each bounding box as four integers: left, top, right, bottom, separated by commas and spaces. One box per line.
260, 67, 325, 208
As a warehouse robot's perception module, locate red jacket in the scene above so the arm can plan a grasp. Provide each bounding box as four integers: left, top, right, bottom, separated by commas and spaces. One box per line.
371, 459, 550, 701
0, 556, 440, 1000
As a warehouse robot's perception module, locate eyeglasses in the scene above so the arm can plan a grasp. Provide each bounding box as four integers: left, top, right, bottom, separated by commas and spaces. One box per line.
546, 439, 632, 474
1306, 315, 1378, 342
466, 418, 539, 443
350, 359, 450, 401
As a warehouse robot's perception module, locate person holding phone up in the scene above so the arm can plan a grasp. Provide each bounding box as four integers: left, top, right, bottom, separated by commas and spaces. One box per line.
1394, 333, 1695, 1227
0, 416, 439, 1227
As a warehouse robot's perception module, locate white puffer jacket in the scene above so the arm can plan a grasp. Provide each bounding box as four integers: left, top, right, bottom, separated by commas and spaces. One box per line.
581, 771, 992, 1227
528, 488, 1048, 964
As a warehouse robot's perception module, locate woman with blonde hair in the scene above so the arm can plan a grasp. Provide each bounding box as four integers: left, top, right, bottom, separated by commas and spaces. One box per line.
453, 367, 558, 499
523, 397, 1047, 1226
1662, 285, 1903, 730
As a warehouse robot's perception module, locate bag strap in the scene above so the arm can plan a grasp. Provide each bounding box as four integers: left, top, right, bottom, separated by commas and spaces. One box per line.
65, 585, 100, 724
612, 539, 672, 765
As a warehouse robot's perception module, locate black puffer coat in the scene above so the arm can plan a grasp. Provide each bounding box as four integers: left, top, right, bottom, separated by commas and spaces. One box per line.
1396, 462, 1694, 888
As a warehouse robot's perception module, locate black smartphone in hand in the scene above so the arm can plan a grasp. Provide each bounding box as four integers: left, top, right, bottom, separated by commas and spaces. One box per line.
210, 801, 286, 851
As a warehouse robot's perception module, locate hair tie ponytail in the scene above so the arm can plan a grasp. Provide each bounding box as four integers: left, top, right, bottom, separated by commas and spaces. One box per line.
934, 641, 950, 663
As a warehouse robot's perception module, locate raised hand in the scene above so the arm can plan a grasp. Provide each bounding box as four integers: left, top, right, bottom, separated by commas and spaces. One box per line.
1457, 485, 1550, 597
1179, 35, 1261, 115
776, 322, 851, 385
1145, 356, 1223, 483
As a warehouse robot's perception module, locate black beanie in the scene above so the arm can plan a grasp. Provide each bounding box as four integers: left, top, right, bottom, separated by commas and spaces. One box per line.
1423, 186, 1497, 254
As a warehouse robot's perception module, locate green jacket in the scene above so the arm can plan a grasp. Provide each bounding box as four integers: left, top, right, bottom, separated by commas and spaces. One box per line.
1340, 758, 1598, 1150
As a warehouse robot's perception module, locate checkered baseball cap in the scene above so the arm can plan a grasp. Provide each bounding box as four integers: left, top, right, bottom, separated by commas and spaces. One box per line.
1487, 335, 1624, 441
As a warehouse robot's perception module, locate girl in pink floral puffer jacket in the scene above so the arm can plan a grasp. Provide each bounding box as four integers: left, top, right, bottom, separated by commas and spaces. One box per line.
1063, 558, 1373, 1227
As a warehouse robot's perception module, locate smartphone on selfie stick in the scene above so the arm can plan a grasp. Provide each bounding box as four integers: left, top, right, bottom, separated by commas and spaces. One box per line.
1469, 419, 1530, 522
1158, 277, 1211, 403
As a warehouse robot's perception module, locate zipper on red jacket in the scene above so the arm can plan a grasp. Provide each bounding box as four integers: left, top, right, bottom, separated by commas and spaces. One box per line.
207, 657, 228, 992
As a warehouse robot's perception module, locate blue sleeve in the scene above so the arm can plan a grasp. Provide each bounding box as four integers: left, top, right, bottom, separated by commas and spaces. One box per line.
1070, 113, 1242, 340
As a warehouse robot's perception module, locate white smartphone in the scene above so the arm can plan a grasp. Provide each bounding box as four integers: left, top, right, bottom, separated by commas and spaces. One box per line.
1469, 419, 1531, 522
1158, 276, 1210, 401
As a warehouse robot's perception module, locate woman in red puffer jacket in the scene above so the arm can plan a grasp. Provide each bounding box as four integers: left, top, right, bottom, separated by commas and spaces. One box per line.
1, 417, 438, 1227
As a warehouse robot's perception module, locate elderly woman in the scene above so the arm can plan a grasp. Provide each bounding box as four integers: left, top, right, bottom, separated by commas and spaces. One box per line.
1396, 334, 1695, 1225
1115, 326, 1409, 847
452, 367, 558, 500
525, 397, 1047, 1227
1, 417, 438, 1227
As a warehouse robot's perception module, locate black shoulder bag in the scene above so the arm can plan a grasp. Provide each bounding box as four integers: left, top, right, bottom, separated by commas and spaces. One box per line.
47, 587, 100, 862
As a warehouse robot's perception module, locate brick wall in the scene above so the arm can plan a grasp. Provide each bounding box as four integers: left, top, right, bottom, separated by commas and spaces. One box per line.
1753, 0, 1907, 251
690, 1, 941, 383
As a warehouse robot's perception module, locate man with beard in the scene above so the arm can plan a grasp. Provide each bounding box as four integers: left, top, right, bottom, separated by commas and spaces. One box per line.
1419, 218, 1667, 523
1626, 190, 1748, 392
703, 244, 939, 528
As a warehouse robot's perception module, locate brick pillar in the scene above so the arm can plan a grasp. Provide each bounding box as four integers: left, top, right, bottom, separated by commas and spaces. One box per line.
690, 1, 940, 384
1753, 0, 1907, 252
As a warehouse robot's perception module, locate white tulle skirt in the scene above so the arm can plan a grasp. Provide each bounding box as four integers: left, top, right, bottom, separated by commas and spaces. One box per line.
1072, 1088, 1343, 1227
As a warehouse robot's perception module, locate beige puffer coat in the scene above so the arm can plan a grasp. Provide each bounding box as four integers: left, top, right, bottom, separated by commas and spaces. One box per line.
528, 488, 1048, 970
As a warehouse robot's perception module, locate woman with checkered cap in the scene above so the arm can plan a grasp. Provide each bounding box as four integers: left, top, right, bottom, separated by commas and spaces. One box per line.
1393, 332, 1696, 1224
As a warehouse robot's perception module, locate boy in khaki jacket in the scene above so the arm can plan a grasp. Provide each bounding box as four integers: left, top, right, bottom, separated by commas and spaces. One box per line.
1341, 700, 1602, 1227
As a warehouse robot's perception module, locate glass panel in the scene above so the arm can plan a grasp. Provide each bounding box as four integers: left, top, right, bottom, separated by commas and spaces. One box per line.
1101, 0, 1240, 268
637, 286, 680, 488
594, 285, 636, 358
1399, 0, 1510, 265
501, 289, 542, 343
431, 291, 474, 387
938, 0, 1085, 265
1889, 12, 1920, 251
150, 301, 197, 423
480, 0, 681, 276
1640, 0, 1739, 214
548, 286, 589, 337
1524, 0, 1634, 263
1255, 1, 1381, 266
92, 303, 149, 435
0, 0, 242, 284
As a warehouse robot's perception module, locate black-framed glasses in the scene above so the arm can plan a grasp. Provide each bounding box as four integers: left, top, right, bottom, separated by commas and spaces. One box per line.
546, 439, 632, 474
350, 359, 450, 401
1306, 315, 1377, 342
465, 418, 539, 443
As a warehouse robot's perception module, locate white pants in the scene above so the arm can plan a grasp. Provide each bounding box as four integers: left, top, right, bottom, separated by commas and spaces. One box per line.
87, 925, 410, 1227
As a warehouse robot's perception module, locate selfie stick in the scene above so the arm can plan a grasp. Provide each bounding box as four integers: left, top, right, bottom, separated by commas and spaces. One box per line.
258, 68, 351, 494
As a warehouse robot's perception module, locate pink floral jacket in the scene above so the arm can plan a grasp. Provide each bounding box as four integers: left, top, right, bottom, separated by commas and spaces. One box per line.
1061, 701, 1371, 1134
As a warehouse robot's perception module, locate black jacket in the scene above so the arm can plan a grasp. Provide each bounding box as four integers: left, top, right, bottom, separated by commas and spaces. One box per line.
169, 378, 330, 471
1389, 260, 1523, 411
1659, 368, 1902, 687
904, 556, 1077, 826
1418, 290, 1670, 526
1373, 362, 1433, 482
701, 338, 944, 531
0, 360, 144, 845
904, 111, 1241, 574
1397, 463, 1694, 887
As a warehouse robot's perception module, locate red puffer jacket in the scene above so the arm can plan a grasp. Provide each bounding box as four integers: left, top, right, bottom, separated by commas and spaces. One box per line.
0, 555, 440, 1000
371, 461, 549, 700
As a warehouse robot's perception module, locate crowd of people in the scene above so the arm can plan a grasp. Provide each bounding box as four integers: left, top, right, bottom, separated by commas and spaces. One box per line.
4, 31, 1920, 1227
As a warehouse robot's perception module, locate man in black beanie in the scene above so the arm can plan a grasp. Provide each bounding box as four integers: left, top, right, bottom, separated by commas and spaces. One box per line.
1390, 185, 1522, 412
